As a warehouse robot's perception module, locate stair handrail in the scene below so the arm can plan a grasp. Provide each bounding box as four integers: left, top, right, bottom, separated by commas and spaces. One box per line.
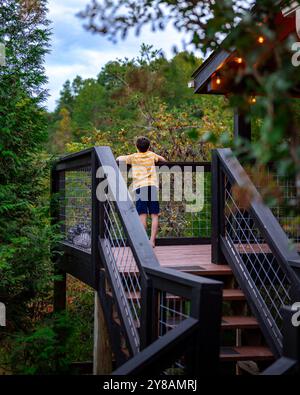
212, 148, 300, 355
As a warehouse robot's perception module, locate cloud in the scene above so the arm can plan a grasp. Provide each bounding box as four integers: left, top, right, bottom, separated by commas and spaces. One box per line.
45, 0, 188, 111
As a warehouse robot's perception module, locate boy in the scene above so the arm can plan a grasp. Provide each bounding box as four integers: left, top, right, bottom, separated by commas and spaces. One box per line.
117, 136, 167, 248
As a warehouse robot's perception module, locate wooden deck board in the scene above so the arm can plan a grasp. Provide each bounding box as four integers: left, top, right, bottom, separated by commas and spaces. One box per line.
220, 346, 274, 362
112, 244, 233, 275
155, 245, 212, 266
154, 245, 232, 275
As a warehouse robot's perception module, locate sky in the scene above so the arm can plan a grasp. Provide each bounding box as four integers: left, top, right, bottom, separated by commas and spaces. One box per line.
45, 0, 187, 111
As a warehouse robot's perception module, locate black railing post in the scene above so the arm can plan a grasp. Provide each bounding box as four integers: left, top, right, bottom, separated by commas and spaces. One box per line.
282, 306, 300, 363
92, 150, 101, 288
262, 306, 300, 375
140, 277, 156, 350
211, 150, 226, 264
187, 283, 223, 375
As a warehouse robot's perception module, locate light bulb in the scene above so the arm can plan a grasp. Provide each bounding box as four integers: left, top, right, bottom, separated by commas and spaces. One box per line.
258, 36, 265, 44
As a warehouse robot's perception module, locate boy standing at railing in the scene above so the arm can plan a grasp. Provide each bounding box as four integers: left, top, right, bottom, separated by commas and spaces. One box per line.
117, 136, 167, 248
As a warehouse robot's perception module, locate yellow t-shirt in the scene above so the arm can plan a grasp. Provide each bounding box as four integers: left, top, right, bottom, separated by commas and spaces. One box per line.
124, 151, 160, 190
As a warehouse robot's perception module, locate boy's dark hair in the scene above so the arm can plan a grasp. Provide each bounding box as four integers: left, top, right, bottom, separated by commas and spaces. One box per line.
136, 136, 150, 153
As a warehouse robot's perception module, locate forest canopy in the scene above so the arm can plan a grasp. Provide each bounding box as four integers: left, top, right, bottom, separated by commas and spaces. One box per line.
47, 45, 233, 160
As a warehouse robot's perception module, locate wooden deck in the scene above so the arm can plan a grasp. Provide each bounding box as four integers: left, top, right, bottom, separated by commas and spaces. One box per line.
155, 244, 232, 276
110, 244, 232, 275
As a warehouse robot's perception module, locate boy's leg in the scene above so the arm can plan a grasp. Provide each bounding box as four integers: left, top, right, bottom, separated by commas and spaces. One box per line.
135, 187, 148, 230
150, 214, 159, 248
139, 214, 147, 230
149, 186, 160, 248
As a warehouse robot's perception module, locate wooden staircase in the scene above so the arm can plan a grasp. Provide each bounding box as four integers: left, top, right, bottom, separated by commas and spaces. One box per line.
175, 260, 275, 375
108, 255, 274, 375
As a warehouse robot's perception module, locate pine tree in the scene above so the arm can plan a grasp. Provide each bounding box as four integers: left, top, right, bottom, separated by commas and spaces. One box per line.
0, 0, 52, 330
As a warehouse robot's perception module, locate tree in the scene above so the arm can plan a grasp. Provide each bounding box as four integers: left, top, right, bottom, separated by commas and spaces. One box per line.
48, 47, 232, 156
0, 0, 53, 332
48, 45, 233, 156
50, 107, 73, 154
56, 80, 74, 114
78, 0, 300, 221
72, 79, 106, 136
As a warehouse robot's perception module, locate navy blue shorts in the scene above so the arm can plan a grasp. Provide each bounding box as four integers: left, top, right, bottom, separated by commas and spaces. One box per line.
135, 186, 160, 215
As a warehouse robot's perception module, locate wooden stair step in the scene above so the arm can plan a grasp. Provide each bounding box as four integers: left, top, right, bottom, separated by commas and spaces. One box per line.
110, 289, 245, 303
222, 289, 245, 301
220, 346, 273, 362
121, 289, 245, 302
108, 290, 182, 302
165, 264, 232, 276
221, 316, 259, 329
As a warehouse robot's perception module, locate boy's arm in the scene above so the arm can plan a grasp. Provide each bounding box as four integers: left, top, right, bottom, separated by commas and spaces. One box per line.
116, 155, 133, 164
155, 154, 167, 163
116, 155, 128, 162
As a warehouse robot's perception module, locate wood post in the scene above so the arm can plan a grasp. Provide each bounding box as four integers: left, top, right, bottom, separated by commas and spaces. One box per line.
234, 107, 251, 141
93, 292, 112, 375
211, 150, 226, 264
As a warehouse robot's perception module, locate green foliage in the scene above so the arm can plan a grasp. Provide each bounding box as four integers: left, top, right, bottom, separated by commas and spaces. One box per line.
49, 45, 233, 157
10, 313, 73, 375
0, 0, 53, 331
65, 277, 94, 362
77, 0, 300, 218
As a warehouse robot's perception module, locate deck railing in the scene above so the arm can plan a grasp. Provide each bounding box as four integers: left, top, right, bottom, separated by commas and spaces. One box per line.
51, 146, 222, 374
212, 148, 300, 356
113, 265, 223, 375
120, 161, 212, 245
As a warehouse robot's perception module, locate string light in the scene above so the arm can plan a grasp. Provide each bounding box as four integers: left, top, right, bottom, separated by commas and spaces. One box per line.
236, 57, 243, 64
250, 96, 257, 104
258, 36, 265, 44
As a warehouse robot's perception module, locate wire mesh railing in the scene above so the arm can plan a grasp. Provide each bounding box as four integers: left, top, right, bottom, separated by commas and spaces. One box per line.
59, 167, 92, 251
224, 176, 292, 347
58, 161, 212, 254
102, 187, 141, 351
158, 291, 191, 375
158, 167, 211, 240
254, 169, 300, 244
158, 292, 190, 337
213, 148, 300, 355
123, 163, 212, 242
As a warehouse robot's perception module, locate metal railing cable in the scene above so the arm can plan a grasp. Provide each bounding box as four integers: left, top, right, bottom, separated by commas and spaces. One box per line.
212, 148, 300, 355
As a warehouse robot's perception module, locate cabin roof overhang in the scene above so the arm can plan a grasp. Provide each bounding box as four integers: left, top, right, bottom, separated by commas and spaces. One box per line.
192, 49, 231, 95
192, 2, 299, 97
